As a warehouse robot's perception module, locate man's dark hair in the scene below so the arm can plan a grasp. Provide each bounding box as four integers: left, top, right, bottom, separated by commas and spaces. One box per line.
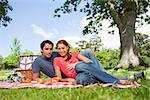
40, 40, 54, 50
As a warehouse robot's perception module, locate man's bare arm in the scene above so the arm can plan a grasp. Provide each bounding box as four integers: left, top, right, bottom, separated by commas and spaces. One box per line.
32, 72, 40, 81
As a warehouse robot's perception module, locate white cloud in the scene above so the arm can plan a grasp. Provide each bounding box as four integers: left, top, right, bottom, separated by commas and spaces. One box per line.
80, 18, 120, 49
80, 17, 90, 30
80, 17, 150, 49
136, 24, 150, 36
31, 24, 53, 39
52, 28, 61, 35
57, 36, 87, 47
136, 7, 150, 36
100, 31, 120, 49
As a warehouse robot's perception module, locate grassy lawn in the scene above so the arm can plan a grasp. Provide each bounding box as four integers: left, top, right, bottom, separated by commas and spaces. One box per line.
0, 68, 150, 100
0, 70, 11, 81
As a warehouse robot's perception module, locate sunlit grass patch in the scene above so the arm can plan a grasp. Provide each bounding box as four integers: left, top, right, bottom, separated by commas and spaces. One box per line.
0, 68, 149, 100
0, 70, 11, 81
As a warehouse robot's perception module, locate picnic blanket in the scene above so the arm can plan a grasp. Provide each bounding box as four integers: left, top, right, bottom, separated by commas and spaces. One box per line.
0, 81, 139, 89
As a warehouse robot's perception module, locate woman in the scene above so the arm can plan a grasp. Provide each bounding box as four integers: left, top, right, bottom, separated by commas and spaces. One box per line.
54, 40, 144, 85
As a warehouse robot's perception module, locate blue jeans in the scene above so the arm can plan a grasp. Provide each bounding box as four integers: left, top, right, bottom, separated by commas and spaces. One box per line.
75, 49, 126, 85
82, 49, 128, 80
75, 62, 121, 85
82, 49, 105, 71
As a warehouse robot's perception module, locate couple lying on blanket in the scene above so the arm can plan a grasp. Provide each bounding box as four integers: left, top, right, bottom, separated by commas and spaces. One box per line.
32, 40, 144, 85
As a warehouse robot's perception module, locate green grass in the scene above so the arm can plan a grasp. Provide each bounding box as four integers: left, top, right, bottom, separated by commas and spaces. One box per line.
0, 82, 149, 100
0, 70, 11, 81
0, 68, 150, 100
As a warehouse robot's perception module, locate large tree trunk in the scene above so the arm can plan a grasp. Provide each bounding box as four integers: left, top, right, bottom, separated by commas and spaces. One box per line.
114, 1, 140, 69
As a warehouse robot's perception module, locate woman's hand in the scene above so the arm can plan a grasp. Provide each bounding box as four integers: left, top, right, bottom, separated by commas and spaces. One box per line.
60, 78, 76, 83
66, 63, 76, 71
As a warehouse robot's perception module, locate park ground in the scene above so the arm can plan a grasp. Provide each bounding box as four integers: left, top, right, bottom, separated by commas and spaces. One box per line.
0, 67, 150, 100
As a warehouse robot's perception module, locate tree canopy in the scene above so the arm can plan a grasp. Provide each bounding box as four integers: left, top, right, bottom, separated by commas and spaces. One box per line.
53, 0, 150, 69
0, 0, 12, 27
54, 0, 150, 34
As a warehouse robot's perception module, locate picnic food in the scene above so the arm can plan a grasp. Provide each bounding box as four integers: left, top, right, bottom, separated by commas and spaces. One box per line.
21, 78, 32, 83
36, 77, 61, 83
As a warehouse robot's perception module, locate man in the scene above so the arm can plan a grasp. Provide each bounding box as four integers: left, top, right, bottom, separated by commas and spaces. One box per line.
32, 40, 59, 80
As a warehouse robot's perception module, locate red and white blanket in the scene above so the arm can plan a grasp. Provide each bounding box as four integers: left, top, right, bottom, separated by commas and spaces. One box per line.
0, 81, 140, 89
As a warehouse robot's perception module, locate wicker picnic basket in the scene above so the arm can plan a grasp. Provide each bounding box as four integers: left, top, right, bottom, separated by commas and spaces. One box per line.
16, 55, 38, 83
16, 69, 32, 83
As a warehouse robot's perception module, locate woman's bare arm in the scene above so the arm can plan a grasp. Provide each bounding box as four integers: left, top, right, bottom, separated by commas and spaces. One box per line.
66, 53, 93, 71
55, 66, 62, 78
55, 66, 76, 83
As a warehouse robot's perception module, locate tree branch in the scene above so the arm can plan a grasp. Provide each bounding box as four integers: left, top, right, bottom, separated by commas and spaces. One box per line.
106, 0, 122, 27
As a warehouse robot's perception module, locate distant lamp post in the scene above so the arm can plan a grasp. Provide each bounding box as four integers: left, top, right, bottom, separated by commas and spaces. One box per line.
0, 55, 3, 62
0, 55, 3, 70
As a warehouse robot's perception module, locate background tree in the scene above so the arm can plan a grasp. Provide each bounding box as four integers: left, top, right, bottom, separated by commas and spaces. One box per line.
0, 54, 3, 70
89, 34, 103, 51
76, 34, 103, 51
10, 38, 21, 56
135, 33, 150, 67
75, 40, 87, 49
0, 54, 2, 61
96, 49, 120, 69
2, 38, 21, 69
0, 0, 12, 27
21, 50, 33, 55
53, 0, 150, 69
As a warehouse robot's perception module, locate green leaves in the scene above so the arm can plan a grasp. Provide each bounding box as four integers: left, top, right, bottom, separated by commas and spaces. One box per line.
1, 38, 21, 69
2, 54, 19, 69
0, 0, 13, 27
53, 0, 150, 35
135, 33, 150, 67
96, 49, 120, 69
75, 34, 103, 51
10, 38, 21, 56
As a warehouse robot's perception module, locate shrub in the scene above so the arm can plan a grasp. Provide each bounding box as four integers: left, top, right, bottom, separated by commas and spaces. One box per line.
95, 49, 120, 69
2, 54, 19, 69
135, 33, 150, 67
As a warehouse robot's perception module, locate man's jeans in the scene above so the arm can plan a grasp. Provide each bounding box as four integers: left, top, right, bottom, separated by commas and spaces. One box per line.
75, 49, 122, 85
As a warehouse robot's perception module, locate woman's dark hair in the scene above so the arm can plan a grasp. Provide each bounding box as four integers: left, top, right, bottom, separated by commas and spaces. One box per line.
56, 40, 70, 49
56, 40, 71, 60
40, 40, 54, 50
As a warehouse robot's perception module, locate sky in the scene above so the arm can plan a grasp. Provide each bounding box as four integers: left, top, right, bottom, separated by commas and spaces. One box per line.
0, 0, 150, 57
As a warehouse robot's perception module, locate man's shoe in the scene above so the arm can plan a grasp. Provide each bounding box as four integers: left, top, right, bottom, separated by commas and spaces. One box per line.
130, 71, 145, 80
113, 66, 122, 71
